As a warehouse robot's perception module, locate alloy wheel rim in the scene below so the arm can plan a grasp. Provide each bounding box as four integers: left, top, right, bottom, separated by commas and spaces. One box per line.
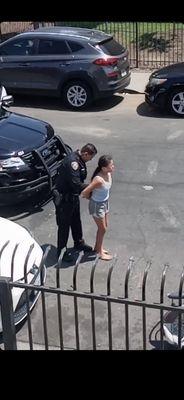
67, 85, 87, 107
172, 92, 184, 115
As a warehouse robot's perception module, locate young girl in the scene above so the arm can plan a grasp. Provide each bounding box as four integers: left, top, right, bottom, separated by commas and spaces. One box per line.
81, 155, 114, 261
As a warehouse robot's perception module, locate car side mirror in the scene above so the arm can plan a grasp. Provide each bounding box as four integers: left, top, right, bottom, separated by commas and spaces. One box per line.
2, 95, 14, 107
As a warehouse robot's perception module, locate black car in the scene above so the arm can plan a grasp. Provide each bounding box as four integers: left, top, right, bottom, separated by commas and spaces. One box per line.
0, 26, 131, 110
145, 62, 184, 117
0, 89, 71, 205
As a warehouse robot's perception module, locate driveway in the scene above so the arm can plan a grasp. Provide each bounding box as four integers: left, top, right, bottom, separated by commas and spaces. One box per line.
2, 73, 184, 350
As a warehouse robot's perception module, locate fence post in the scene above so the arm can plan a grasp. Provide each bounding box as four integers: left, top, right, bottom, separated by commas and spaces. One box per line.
135, 22, 139, 68
33, 22, 39, 30
0, 277, 17, 350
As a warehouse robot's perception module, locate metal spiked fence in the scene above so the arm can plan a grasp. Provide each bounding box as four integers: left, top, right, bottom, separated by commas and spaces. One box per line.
0, 245, 184, 350
0, 21, 183, 68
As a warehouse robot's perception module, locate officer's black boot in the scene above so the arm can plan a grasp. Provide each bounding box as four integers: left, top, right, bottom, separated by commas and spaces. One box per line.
74, 240, 93, 252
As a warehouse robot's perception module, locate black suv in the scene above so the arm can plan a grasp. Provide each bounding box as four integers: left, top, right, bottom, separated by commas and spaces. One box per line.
0, 26, 131, 110
0, 88, 71, 205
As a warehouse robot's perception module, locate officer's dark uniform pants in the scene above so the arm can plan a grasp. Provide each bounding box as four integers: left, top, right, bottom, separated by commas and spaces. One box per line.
56, 197, 83, 257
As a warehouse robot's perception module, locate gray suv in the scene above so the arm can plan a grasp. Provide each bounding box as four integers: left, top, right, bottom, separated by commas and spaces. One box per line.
0, 26, 131, 110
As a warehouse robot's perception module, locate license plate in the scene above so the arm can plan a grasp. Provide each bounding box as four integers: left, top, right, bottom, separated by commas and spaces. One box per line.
121, 71, 127, 77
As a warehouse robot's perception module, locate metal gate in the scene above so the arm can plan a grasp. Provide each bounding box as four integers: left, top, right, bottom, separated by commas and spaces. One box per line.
0, 246, 184, 350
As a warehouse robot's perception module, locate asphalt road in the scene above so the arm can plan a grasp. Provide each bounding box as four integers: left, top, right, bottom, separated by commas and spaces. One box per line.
4, 87, 184, 350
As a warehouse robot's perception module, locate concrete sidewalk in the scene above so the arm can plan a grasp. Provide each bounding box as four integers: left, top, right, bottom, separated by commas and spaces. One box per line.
126, 70, 151, 93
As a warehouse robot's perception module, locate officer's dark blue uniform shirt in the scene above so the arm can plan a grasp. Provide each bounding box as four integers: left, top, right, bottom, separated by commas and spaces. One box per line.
55, 150, 87, 195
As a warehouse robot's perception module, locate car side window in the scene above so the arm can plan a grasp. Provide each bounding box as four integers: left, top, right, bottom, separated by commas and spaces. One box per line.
0, 39, 35, 56
38, 39, 70, 55
67, 41, 84, 53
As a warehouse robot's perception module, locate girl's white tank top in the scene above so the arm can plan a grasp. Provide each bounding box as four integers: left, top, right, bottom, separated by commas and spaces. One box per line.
91, 173, 112, 202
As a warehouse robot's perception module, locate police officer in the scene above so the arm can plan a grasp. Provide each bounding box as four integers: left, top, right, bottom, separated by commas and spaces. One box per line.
53, 143, 97, 262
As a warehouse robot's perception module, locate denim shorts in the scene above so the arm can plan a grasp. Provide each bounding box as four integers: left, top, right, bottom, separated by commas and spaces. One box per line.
89, 199, 109, 219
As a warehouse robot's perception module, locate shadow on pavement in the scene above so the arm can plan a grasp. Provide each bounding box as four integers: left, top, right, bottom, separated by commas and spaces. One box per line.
137, 101, 182, 119
12, 93, 124, 112
124, 88, 144, 94
0, 192, 51, 221
41, 244, 98, 269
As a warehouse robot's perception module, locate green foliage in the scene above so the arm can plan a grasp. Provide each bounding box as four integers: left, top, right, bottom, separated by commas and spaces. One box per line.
138, 32, 171, 52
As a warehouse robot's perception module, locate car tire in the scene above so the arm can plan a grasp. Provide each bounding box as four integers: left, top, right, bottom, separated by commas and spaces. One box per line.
62, 80, 92, 110
168, 89, 184, 117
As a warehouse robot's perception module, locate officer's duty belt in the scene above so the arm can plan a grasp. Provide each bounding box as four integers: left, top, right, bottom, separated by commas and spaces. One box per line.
61, 193, 78, 201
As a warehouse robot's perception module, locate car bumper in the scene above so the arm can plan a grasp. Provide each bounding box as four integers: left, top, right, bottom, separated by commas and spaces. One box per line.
145, 85, 168, 109
94, 72, 131, 99
111, 73, 131, 92
0, 171, 57, 205
0, 135, 67, 205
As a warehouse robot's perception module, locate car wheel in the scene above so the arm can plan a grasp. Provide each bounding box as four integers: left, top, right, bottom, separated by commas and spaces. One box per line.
168, 89, 184, 117
63, 80, 92, 110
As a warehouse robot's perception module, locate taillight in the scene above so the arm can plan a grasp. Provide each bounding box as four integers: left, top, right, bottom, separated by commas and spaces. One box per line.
93, 57, 118, 66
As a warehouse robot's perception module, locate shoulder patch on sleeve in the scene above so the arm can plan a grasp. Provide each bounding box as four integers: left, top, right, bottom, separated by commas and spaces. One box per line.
71, 161, 79, 171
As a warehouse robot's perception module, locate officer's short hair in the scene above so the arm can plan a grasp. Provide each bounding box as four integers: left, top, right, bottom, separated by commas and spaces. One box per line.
81, 143, 97, 156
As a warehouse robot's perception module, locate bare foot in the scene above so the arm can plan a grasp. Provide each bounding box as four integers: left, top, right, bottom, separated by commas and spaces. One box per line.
100, 253, 113, 261
102, 249, 110, 255
94, 248, 110, 255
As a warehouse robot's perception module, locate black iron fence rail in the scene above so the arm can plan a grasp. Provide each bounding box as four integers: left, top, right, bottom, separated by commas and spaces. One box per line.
5, 281, 184, 311
1, 245, 184, 350
0, 21, 183, 69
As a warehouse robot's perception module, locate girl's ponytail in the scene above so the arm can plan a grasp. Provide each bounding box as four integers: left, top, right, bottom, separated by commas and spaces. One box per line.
91, 166, 101, 181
